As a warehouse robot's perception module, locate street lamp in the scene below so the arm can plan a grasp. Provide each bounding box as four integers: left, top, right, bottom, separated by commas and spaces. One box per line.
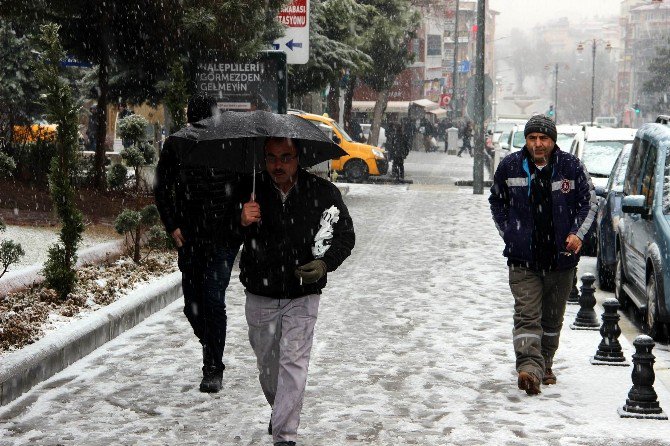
544, 63, 569, 124
577, 39, 612, 125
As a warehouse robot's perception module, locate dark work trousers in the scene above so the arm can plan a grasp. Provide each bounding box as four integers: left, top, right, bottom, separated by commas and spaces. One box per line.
508, 265, 575, 381
178, 242, 239, 371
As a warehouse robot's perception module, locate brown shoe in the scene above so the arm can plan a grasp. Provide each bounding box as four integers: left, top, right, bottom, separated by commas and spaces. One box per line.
518, 371, 541, 395
543, 368, 556, 385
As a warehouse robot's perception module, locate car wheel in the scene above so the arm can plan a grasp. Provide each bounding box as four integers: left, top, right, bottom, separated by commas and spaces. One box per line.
645, 271, 664, 341
344, 159, 369, 183
614, 249, 629, 309
597, 247, 615, 291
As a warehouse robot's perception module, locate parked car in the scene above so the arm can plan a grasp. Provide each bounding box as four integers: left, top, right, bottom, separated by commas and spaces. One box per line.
569, 127, 636, 255
615, 123, 670, 340
289, 111, 388, 182
504, 124, 527, 154
569, 127, 636, 188
493, 117, 527, 151
360, 123, 386, 148
556, 124, 581, 150
596, 144, 632, 290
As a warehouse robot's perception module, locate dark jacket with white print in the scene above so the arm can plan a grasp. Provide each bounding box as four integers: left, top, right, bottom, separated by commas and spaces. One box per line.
239, 168, 355, 298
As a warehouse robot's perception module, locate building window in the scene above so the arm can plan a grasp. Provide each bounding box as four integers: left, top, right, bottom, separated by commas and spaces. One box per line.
427, 34, 442, 56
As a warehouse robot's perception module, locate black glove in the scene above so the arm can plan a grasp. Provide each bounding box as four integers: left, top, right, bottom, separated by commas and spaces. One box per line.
294, 260, 327, 284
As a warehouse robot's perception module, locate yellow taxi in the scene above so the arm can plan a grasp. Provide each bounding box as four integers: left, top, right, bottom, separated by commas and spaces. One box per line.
290, 111, 388, 182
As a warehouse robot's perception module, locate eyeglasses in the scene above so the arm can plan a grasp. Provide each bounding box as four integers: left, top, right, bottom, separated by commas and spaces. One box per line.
265, 154, 297, 164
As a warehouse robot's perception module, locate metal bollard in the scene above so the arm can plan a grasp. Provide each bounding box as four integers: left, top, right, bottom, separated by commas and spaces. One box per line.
590, 298, 629, 366
618, 335, 668, 419
570, 273, 600, 330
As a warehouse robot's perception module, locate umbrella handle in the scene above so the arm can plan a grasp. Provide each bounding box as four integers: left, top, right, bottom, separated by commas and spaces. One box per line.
252, 148, 257, 201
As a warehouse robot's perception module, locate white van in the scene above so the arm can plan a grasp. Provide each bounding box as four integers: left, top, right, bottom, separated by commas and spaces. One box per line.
595, 116, 618, 128
493, 117, 528, 151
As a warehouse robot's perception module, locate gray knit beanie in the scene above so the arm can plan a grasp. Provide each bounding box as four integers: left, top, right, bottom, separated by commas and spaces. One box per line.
524, 114, 557, 142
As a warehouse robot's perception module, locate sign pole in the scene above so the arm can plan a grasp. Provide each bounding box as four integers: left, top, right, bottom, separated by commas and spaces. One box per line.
472, 0, 485, 195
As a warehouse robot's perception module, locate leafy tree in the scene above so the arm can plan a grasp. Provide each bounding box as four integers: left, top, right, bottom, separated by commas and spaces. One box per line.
37, 23, 84, 299
359, 0, 420, 146
643, 38, 670, 99
288, 0, 372, 114
160, 62, 189, 133
2, 1, 287, 187
0, 19, 43, 145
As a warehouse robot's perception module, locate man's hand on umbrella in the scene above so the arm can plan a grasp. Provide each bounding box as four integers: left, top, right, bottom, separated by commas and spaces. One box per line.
242, 200, 261, 226
565, 234, 582, 254
171, 228, 185, 248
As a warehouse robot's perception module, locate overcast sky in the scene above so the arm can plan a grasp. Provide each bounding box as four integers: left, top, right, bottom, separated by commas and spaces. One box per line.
489, 0, 621, 35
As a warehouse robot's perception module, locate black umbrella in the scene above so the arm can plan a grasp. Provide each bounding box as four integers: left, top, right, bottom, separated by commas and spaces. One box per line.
170, 110, 347, 172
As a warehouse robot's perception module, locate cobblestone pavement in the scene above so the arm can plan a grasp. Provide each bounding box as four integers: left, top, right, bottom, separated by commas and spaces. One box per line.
1, 152, 669, 446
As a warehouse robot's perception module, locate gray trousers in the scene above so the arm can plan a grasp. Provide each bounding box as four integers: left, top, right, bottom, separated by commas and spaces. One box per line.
245, 291, 320, 444
508, 266, 575, 380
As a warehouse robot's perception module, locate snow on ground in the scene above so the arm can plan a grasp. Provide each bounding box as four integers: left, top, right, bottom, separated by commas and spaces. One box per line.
2, 225, 120, 270
1, 152, 670, 445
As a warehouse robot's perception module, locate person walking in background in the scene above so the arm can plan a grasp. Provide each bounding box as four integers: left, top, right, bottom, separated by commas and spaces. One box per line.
458, 121, 473, 157
154, 93, 242, 393
240, 137, 355, 446
489, 114, 596, 395
387, 121, 405, 182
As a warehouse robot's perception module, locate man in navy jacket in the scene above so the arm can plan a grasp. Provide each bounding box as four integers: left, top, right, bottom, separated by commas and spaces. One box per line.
489, 115, 596, 395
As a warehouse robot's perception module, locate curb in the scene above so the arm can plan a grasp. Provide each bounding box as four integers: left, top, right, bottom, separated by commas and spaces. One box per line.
0, 271, 182, 407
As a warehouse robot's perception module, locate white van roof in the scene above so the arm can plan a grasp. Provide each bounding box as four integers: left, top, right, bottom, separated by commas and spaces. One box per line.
584, 127, 636, 142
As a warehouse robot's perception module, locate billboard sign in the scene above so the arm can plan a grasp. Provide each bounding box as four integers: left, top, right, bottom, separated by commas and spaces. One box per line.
196, 51, 287, 113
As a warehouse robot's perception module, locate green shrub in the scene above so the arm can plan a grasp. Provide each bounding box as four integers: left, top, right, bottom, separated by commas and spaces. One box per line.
5, 140, 57, 185
0, 150, 25, 278
0, 233, 25, 279
114, 204, 161, 263
107, 163, 129, 191
0, 152, 16, 177
42, 244, 77, 296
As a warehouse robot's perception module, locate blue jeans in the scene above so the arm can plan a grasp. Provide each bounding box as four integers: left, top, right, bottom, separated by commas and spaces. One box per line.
178, 242, 239, 371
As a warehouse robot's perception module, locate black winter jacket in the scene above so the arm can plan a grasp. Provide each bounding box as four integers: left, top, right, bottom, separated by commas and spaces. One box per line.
154, 135, 243, 248
239, 169, 355, 298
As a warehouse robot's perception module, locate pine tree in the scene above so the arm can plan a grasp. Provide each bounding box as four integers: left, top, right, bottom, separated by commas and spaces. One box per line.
36, 23, 84, 299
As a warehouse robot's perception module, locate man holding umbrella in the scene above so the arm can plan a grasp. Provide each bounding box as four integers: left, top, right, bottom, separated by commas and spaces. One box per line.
240, 136, 355, 446
154, 93, 242, 393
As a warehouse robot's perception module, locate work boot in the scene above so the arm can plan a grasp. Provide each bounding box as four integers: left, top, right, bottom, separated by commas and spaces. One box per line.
543, 368, 557, 385
200, 365, 223, 393
200, 344, 224, 393
518, 371, 541, 395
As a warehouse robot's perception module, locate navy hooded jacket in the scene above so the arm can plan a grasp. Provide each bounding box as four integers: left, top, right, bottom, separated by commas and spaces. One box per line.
489, 145, 597, 270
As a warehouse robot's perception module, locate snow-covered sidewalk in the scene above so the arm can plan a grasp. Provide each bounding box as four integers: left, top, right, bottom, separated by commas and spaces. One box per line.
1, 152, 669, 445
